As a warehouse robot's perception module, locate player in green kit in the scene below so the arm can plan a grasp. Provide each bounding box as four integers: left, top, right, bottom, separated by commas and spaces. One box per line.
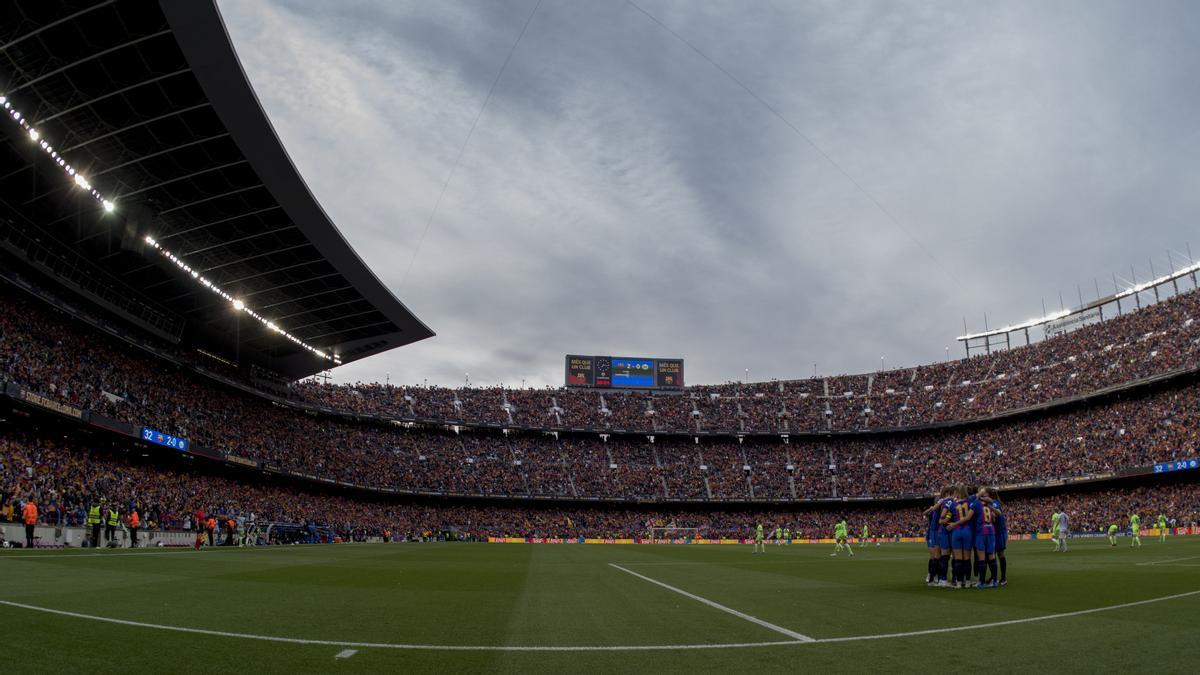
1108, 524, 1118, 547
753, 523, 766, 554
782, 527, 791, 544
774, 526, 783, 546
831, 519, 853, 557
1157, 514, 1168, 542
1050, 512, 1061, 551
1129, 513, 1142, 547
860, 523, 870, 547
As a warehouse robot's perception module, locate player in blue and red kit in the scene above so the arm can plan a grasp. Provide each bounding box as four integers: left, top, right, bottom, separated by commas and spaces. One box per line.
945, 485, 975, 589
923, 487, 952, 586
961, 486, 986, 587
972, 487, 999, 588
928, 487, 957, 587
990, 488, 1008, 586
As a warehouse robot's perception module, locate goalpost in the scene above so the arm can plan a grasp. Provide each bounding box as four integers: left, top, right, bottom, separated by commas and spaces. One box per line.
648, 527, 700, 540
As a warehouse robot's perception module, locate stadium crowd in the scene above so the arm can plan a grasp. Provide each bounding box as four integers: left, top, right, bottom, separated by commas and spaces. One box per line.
2, 286, 1199, 502
2, 431, 1196, 541
289, 281, 1200, 432
4, 272, 1200, 449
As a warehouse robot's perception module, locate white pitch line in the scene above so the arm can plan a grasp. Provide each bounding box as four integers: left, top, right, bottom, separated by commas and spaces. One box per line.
0, 544, 414, 560
0, 601, 794, 651
1136, 556, 1200, 566
607, 563, 814, 642
615, 557, 913, 566
0, 551, 195, 559
334, 649, 357, 659
813, 589, 1200, 643
1, 588, 1197, 652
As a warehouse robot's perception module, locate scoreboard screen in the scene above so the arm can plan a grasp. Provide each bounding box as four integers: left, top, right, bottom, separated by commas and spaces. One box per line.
566, 355, 594, 386
656, 358, 683, 388
612, 357, 654, 387
564, 355, 683, 389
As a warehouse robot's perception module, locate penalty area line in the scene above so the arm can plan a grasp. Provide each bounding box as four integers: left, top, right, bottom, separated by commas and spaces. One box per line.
607, 563, 814, 642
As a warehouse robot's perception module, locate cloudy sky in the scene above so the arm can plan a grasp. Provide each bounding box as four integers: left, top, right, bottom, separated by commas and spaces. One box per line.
216, 0, 1200, 388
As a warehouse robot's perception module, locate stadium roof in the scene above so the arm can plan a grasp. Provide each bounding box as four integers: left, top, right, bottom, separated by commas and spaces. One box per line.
0, 0, 434, 378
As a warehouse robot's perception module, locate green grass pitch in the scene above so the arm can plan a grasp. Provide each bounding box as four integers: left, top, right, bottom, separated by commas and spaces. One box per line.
3, 537, 1200, 673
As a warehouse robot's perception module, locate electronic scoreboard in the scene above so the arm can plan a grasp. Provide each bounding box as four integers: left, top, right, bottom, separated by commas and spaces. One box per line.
565, 355, 683, 389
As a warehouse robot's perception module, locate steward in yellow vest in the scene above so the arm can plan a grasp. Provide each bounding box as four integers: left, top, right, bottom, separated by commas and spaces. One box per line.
86, 502, 102, 548
104, 506, 120, 546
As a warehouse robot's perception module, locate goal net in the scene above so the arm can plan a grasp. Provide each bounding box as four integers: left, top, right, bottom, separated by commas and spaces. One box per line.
648, 527, 700, 540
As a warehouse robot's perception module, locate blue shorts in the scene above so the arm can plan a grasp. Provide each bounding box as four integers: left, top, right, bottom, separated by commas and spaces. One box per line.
974, 531, 995, 554
934, 530, 950, 550
950, 528, 972, 551
995, 531, 1007, 551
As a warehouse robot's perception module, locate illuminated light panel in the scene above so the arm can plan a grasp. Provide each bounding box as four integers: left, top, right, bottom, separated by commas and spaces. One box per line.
0, 93, 117, 213
143, 235, 341, 364
2, 91, 340, 366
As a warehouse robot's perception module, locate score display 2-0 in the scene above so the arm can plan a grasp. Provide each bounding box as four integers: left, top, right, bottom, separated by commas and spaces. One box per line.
565, 355, 683, 390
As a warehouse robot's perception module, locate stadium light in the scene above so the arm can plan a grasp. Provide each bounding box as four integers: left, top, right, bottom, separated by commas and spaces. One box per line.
1, 92, 116, 213
142, 235, 339, 363
958, 257, 1200, 342
3, 91, 341, 364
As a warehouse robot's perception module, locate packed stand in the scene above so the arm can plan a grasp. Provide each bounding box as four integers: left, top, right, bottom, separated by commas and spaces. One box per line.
4, 431, 1197, 542
1, 286, 1199, 502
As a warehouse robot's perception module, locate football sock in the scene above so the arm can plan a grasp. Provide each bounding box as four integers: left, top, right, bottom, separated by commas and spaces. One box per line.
999, 557, 1007, 581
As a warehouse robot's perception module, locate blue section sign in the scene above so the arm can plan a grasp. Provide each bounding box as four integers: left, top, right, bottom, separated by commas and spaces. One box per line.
141, 426, 188, 452
1153, 458, 1198, 473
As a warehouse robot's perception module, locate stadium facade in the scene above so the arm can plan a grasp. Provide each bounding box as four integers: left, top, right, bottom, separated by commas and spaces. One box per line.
0, 1, 1197, 533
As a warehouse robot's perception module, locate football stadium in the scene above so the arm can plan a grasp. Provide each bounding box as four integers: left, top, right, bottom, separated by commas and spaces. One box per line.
2, 1, 1200, 673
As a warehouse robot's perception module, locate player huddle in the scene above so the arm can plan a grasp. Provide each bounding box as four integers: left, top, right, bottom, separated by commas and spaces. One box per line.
925, 484, 1006, 589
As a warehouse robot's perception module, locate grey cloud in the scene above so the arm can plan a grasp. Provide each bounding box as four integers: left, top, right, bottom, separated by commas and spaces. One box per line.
216, 0, 1200, 387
